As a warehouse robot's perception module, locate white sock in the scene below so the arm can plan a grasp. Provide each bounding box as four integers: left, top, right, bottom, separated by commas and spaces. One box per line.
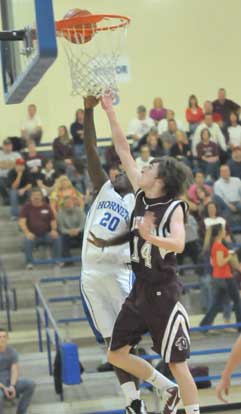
121, 381, 139, 406
146, 368, 176, 391
184, 404, 200, 414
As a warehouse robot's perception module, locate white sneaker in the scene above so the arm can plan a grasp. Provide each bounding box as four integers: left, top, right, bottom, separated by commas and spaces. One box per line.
26, 263, 34, 270
159, 386, 180, 414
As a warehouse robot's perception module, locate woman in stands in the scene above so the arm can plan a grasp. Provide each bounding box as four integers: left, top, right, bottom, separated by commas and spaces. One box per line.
200, 224, 241, 331
185, 95, 203, 134
149, 97, 167, 124
53, 125, 74, 173
50, 175, 84, 217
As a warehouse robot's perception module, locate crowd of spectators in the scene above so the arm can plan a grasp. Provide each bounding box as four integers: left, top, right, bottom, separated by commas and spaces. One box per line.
0, 90, 240, 318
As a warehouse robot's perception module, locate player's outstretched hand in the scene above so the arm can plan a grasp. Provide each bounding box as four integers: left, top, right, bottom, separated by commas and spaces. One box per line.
215, 376, 230, 403
100, 94, 114, 112
84, 96, 99, 109
138, 211, 156, 241
88, 231, 107, 248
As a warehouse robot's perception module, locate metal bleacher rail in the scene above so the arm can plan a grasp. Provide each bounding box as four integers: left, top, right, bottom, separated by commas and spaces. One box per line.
0, 258, 17, 331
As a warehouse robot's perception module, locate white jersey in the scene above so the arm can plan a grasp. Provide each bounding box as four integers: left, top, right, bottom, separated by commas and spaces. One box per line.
82, 180, 135, 269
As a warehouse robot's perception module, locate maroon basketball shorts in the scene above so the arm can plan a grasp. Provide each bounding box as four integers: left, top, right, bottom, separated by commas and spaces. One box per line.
110, 279, 190, 363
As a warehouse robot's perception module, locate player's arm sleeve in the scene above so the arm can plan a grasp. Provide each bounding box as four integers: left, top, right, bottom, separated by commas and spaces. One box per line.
84, 108, 108, 192
105, 109, 141, 192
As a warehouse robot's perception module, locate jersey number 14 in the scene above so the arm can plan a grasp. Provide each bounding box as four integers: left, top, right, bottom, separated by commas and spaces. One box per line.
131, 236, 152, 268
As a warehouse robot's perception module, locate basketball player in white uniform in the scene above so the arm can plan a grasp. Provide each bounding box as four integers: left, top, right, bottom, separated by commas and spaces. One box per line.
80, 97, 141, 408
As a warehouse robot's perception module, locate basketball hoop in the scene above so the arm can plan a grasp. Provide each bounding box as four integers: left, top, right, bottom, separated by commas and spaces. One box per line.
56, 12, 130, 98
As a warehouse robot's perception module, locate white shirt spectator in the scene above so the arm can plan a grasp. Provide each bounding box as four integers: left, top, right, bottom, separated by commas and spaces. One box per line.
214, 177, 241, 204
22, 115, 42, 134
192, 121, 227, 156
158, 118, 184, 135
227, 125, 241, 147
0, 147, 21, 178
127, 117, 155, 139
135, 156, 154, 171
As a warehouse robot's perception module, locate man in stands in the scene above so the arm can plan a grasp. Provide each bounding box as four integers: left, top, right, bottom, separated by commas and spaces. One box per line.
135, 145, 154, 170
57, 195, 86, 263
19, 188, 62, 270
7, 159, 32, 220
21, 104, 43, 146
158, 109, 184, 135
214, 165, 241, 222
213, 88, 240, 127
203, 101, 222, 125
227, 146, 241, 179
127, 105, 155, 152
159, 119, 179, 154
0, 139, 21, 205
0, 328, 35, 414
192, 113, 227, 157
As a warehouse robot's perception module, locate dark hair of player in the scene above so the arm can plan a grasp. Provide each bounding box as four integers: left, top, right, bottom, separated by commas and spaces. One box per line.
151, 156, 189, 198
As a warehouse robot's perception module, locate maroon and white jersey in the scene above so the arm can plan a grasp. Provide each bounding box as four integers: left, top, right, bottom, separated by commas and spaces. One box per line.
130, 190, 188, 285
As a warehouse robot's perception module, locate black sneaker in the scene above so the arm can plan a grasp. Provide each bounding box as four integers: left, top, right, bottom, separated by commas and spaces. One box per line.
161, 386, 180, 414
126, 399, 147, 414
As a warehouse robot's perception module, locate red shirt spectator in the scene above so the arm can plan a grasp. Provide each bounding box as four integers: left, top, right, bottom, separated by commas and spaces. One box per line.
211, 241, 232, 279
186, 107, 203, 124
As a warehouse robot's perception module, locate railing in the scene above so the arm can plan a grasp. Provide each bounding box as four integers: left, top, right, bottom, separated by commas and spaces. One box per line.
0, 258, 17, 331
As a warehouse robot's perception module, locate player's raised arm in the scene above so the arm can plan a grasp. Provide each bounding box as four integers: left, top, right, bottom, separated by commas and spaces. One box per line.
84, 96, 108, 193
101, 95, 141, 192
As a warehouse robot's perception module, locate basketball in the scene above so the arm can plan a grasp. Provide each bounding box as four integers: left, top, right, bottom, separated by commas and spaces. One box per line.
63, 9, 96, 44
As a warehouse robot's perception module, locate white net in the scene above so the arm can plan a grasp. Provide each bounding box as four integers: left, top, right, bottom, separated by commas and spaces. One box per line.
59, 20, 128, 98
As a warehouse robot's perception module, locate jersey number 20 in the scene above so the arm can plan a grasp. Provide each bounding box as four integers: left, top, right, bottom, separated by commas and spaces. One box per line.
131, 236, 152, 268
99, 212, 120, 232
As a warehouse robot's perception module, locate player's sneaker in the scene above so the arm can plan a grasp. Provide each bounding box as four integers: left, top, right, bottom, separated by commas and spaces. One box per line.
126, 399, 148, 414
160, 386, 180, 414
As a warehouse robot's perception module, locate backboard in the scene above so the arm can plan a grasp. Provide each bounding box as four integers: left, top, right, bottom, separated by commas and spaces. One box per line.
0, 0, 57, 104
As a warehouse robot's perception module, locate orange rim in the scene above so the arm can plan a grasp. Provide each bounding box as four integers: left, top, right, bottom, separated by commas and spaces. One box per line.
56, 13, 130, 35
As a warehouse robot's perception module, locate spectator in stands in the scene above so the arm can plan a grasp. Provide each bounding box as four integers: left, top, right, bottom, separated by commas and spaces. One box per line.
127, 105, 155, 151
192, 113, 227, 157
107, 165, 121, 184
177, 214, 201, 267
170, 130, 192, 166
185, 94, 203, 133
66, 159, 90, 196
214, 165, 241, 221
200, 224, 241, 332
228, 146, 241, 179
7, 159, 32, 220
50, 175, 84, 216
227, 112, 241, 149
0, 139, 21, 205
158, 109, 184, 134
19, 188, 62, 269
188, 170, 212, 204
105, 144, 121, 170
203, 101, 222, 126
57, 196, 86, 262
149, 97, 167, 123
213, 88, 240, 127
70, 108, 84, 159
36, 159, 58, 197
146, 129, 163, 157
53, 126, 74, 173
21, 104, 43, 145
196, 128, 220, 180
24, 140, 43, 186
0, 328, 36, 414
159, 119, 179, 154
135, 145, 154, 170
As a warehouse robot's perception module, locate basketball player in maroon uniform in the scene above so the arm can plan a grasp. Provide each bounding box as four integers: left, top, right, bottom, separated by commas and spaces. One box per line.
101, 95, 200, 414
